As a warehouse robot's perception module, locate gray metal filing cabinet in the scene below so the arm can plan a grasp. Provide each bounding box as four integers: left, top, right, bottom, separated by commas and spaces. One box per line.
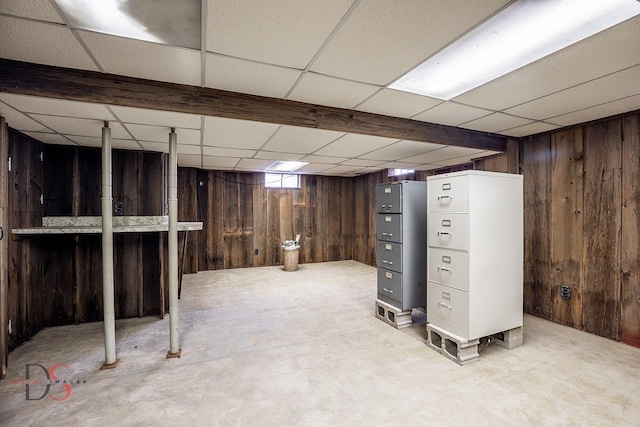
376, 180, 428, 312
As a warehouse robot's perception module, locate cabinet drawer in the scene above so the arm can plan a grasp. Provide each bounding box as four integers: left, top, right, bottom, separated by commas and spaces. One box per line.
428, 248, 469, 290
428, 176, 469, 212
427, 282, 469, 330
377, 268, 402, 305
377, 214, 402, 243
377, 241, 402, 272
428, 212, 468, 251
376, 183, 402, 213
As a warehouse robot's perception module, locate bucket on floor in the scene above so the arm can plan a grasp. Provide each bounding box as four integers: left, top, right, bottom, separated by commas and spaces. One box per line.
281, 236, 301, 271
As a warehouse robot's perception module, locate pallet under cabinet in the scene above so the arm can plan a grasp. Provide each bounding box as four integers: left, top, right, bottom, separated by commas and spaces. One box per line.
375, 181, 428, 328
426, 171, 523, 349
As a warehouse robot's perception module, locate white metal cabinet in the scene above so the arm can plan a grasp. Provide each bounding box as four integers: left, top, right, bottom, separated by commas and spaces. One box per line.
376, 180, 428, 311
427, 171, 523, 340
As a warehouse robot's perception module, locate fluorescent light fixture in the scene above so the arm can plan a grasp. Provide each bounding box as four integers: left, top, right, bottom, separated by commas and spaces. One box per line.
389, 0, 640, 100
54, 0, 201, 49
265, 161, 309, 172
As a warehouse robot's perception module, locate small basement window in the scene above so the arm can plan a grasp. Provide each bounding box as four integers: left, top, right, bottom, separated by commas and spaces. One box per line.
265, 173, 300, 189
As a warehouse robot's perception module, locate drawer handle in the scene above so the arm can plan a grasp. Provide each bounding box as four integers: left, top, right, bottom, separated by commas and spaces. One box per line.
381, 204, 393, 208
383, 287, 394, 294
438, 302, 452, 310
437, 195, 452, 201
437, 266, 452, 273
437, 231, 452, 236
382, 260, 393, 265
382, 232, 393, 237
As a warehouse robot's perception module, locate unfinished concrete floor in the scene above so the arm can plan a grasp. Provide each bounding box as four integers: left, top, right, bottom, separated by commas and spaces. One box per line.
1, 260, 639, 426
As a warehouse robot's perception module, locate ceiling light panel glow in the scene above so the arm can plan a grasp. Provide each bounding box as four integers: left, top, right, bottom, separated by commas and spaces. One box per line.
389, 0, 640, 100
55, 0, 201, 49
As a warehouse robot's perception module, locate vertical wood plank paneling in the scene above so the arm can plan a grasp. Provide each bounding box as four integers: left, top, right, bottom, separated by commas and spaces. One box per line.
74, 236, 102, 323
292, 183, 305, 263
41, 235, 75, 326
522, 134, 552, 319
140, 153, 166, 215
340, 177, 354, 260
0, 118, 8, 377
43, 145, 75, 216
301, 175, 316, 264
212, 172, 225, 270
621, 115, 640, 347
142, 233, 162, 316
77, 148, 101, 215
266, 188, 281, 265
223, 173, 254, 269
550, 128, 584, 328
583, 120, 622, 340
177, 167, 199, 273
252, 173, 267, 266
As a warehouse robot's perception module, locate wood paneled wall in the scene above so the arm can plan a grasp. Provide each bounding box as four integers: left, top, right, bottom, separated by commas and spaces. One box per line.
178, 170, 355, 271
4, 132, 168, 353
522, 113, 640, 347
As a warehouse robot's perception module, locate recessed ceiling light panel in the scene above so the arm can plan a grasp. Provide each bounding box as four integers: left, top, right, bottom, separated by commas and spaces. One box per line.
55, 0, 201, 49
389, 0, 640, 100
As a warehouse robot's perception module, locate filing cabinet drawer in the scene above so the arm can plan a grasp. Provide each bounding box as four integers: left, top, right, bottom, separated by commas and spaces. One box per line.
377, 268, 402, 305
428, 247, 469, 291
428, 212, 468, 251
376, 183, 402, 213
428, 176, 469, 212
428, 281, 469, 329
377, 241, 402, 272
377, 214, 402, 243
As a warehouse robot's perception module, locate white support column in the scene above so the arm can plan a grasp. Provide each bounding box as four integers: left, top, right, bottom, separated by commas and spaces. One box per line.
101, 121, 118, 369
167, 128, 181, 358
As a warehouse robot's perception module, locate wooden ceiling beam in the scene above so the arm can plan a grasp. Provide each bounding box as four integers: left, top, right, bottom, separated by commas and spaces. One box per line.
0, 59, 507, 152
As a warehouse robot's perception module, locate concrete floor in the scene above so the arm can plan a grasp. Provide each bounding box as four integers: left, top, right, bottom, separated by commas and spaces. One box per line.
1, 260, 639, 426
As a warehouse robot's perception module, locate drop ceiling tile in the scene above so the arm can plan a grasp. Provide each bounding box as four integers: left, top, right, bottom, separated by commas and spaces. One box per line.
401, 146, 486, 164
0, 0, 65, 23
29, 114, 129, 139
64, 135, 104, 147
501, 122, 561, 138
206, 0, 353, 68
125, 124, 201, 145
456, 15, 640, 111
355, 89, 442, 118
297, 163, 337, 174
0, 105, 52, 132
0, 93, 115, 120
262, 125, 344, 154
412, 102, 494, 126
359, 140, 444, 161
79, 31, 201, 86
202, 156, 239, 170
287, 73, 380, 109
548, 94, 640, 127
205, 54, 302, 98
23, 132, 75, 145
377, 162, 421, 169
235, 159, 275, 171
178, 154, 201, 167
203, 117, 279, 149
177, 145, 201, 155
202, 146, 256, 158
109, 106, 201, 129
355, 166, 386, 174
414, 164, 444, 171
299, 154, 349, 164
310, 0, 510, 85
314, 133, 397, 157
140, 141, 169, 153
254, 151, 306, 161
432, 151, 495, 167
340, 158, 385, 167
321, 165, 367, 175
0, 17, 98, 70
505, 65, 640, 120
460, 113, 533, 133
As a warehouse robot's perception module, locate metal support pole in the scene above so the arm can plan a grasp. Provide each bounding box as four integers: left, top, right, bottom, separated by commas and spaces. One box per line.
101, 121, 118, 369
167, 128, 181, 358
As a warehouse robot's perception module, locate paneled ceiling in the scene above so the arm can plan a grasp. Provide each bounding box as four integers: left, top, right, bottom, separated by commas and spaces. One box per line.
1, 0, 639, 176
